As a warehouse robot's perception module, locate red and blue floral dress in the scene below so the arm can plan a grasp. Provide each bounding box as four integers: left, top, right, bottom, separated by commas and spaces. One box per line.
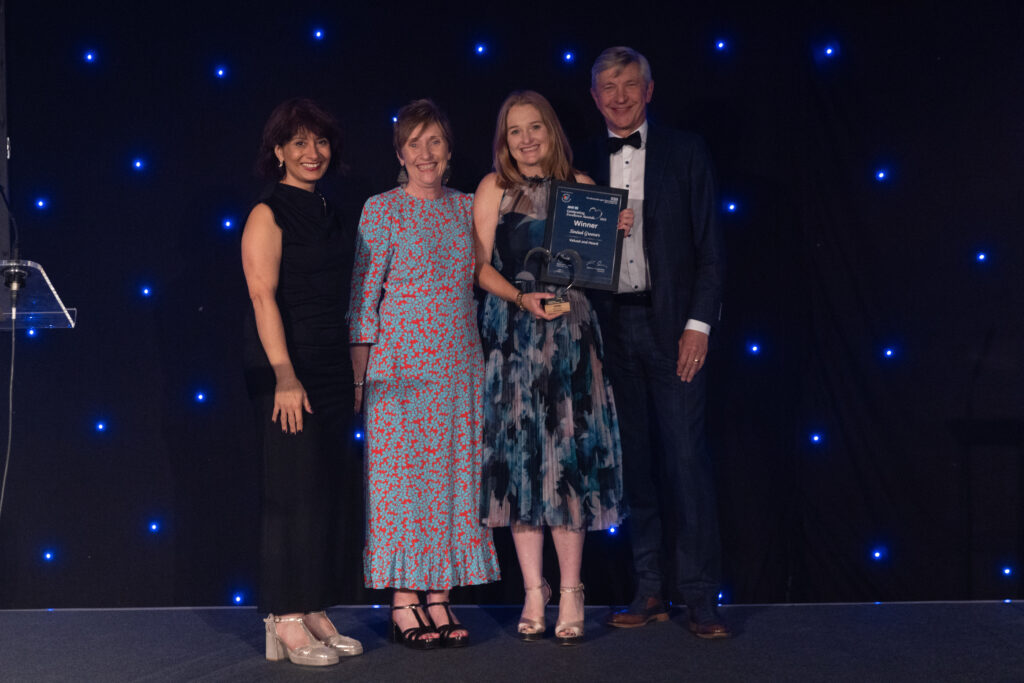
349, 186, 500, 590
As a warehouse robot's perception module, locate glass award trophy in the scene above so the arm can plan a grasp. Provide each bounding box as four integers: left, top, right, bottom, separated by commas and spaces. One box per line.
520, 246, 581, 314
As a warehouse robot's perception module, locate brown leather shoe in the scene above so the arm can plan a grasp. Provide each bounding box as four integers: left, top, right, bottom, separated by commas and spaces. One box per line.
605, 597, 670, 628
686, 600, 731, 639
687, 619, 731, 639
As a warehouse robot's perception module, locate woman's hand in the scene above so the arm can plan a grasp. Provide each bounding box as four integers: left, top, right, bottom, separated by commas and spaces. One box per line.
350, 344, 371, 415
617, 208, 634, 236
521, 291, 565, 320
272, 375, 313, 434
244, 203, 312, 434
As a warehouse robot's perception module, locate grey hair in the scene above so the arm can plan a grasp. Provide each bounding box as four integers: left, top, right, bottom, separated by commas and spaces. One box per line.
590, 46, 653, 89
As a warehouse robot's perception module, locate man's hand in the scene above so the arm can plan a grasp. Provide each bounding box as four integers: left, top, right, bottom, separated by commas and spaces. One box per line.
617, 208, 634, 236
676, 329, 709, 382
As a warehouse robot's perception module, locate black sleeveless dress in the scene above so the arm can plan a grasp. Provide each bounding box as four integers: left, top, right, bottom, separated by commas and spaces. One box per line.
243, 182, 360, 614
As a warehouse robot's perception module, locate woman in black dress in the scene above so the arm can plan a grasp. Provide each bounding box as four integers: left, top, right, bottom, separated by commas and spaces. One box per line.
241, 98, 362, 667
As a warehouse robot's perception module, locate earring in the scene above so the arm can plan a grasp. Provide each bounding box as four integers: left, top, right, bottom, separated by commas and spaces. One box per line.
442, 163, 452, 185
397, 166, 409, 184
278, 159, 284, 169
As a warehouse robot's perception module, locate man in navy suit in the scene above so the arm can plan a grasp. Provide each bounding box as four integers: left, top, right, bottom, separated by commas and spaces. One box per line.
585, 46, 729, 638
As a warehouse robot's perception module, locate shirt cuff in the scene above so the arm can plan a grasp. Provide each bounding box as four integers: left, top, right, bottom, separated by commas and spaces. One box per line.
684, 319, 711, 336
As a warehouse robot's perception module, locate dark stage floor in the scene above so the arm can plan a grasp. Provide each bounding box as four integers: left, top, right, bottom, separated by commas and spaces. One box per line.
1, 602, 1022, 681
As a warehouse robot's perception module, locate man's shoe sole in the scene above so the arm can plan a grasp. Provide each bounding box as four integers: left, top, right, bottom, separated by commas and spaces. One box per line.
605, 612, 670, 629
688, 621, 732, 639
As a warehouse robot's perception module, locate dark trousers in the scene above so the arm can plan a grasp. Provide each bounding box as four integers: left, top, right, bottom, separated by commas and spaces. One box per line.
602, 302, 721, 605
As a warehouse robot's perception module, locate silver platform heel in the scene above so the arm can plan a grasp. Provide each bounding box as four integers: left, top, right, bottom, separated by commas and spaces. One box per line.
264, 614, 339, 666
306, 610, 363, 656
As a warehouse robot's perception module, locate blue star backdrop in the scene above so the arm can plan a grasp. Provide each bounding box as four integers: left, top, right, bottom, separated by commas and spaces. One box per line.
0, 0, 1021, 608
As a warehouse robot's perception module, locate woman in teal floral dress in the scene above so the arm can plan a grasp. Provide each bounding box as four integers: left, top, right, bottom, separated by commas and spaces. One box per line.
473, 90, 630, 645
350, 100, 499, 650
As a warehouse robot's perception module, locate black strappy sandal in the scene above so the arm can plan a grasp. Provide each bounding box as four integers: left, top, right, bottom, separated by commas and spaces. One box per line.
390, 603, 439, 650
425, 600, 469, 648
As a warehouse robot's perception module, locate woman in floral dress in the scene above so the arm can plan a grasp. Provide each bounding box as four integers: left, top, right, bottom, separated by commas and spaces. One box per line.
349, 99, 500, 650
473, 90, 630, 645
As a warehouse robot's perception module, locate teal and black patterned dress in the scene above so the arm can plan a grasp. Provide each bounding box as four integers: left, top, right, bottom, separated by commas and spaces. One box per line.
479, 178, 625, 531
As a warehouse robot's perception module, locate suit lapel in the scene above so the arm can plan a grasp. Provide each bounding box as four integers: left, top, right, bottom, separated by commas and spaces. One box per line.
643, 123, 667, 225
593, 137, 611, 186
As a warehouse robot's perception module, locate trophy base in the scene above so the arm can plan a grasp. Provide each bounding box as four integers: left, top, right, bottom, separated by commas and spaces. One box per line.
544, 298, 571, 314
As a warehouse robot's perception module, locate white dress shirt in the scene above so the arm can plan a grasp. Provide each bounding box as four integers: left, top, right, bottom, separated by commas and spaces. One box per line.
608, 121, 711, 335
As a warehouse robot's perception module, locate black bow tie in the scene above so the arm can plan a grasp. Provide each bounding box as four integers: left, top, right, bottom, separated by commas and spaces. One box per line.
608, 131, 642, 154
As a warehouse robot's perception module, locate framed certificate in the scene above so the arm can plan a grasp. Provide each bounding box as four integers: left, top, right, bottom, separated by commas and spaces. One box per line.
541, 181, 627, 291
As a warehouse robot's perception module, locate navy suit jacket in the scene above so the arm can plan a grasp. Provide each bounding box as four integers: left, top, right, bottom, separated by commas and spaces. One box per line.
584, 123, 725, 357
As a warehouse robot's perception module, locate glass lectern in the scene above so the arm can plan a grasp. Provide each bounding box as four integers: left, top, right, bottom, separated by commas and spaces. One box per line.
0, 260, 76, 329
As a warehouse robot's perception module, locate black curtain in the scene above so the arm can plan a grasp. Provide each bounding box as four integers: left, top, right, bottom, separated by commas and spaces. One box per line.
0, 0, 1020, 607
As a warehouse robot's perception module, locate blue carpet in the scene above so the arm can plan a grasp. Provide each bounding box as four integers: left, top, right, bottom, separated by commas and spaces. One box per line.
0, 602, 1021, 681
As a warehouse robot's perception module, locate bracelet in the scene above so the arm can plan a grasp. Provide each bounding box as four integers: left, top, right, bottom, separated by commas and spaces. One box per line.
515, 291, 526, 311
354, 380, 365, 388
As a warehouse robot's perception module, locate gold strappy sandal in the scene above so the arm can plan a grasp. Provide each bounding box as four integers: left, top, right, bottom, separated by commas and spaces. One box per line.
554, 583, 585, 646
517, 579, 552, 641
